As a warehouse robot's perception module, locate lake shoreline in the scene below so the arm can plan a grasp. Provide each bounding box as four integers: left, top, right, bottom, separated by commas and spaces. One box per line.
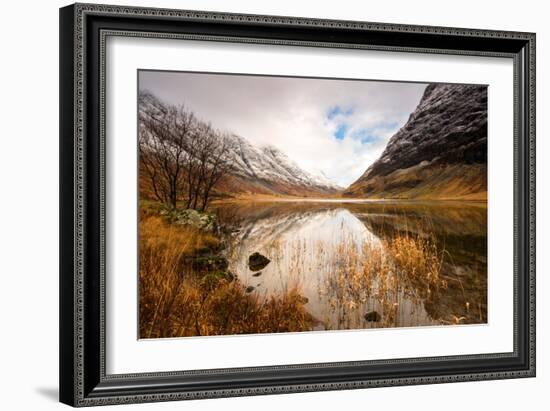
140, 197, 487, 337
212, 196, 488, 206
217, 200, 487, 330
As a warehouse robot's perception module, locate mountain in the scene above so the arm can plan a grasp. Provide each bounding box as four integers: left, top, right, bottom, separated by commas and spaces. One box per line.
216, 134, 341, 196
138, 90, 341, 199
344, 83, 487, 200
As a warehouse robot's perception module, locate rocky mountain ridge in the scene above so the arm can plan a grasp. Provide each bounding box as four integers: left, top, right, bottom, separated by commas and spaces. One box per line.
344, 83, 487, 200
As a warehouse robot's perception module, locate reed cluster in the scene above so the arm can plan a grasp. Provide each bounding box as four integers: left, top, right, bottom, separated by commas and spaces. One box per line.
321, 228, 446, 329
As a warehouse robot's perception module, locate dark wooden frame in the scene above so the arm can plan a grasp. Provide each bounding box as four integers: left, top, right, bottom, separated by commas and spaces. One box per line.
60, 3, 536, 407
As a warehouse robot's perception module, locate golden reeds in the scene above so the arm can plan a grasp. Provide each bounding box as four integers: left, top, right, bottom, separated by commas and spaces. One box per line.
320, 225, 447, 329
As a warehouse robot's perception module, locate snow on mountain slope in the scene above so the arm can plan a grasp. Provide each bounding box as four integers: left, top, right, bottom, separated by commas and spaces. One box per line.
226, 134, 341, 194
138, 90, 341, 196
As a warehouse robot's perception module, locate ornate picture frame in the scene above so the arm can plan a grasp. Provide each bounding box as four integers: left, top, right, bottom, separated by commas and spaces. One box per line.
59, 3, 535, 407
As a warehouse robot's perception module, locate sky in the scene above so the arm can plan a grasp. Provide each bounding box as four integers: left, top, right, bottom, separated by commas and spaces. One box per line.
139, 70, 427, 187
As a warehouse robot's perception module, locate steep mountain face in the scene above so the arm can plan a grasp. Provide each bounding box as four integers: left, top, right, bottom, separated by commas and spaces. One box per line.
344, 83, 487, 200
218, 134, 341, 196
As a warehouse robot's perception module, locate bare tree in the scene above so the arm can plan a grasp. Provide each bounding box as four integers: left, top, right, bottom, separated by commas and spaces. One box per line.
188, 121, 213, 210
138, 91, 235, 211
138, 92, 195, 209
198, 130, 235, 211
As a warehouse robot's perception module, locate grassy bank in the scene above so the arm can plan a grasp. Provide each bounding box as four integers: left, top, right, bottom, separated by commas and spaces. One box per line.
344, 163, 487, 201
139, 208, 314, 338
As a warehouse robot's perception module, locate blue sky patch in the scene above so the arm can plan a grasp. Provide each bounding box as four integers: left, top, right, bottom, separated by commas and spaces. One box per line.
327, 105, 354, 120
334, 123, 349, 140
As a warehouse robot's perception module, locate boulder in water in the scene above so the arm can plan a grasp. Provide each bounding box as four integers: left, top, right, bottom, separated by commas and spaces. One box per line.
364, 311, 382, 322
248, 252, 270, 271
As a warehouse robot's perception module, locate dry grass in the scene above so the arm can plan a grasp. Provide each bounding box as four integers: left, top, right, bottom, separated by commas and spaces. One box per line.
321, 227, 447, 329
140, 214, 221, 259
388, 234, 445, 296
139, 213, 314, 338
345, 163, 487, 200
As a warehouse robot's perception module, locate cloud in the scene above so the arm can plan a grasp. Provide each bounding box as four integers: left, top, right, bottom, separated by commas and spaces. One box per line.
139, 71, 427, 187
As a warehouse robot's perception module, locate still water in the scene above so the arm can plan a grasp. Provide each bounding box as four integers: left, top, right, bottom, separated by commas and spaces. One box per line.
214, 200, 487, 331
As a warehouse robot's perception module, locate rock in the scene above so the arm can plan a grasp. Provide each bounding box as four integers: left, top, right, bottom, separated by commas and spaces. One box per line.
248, 252, 270, 271
190, 256, 229, 272
245, 286, 255, 293
252, 271, 262, 277
171, 209, 217, 232
364, 311, 382, 322
195, 245, 221, 256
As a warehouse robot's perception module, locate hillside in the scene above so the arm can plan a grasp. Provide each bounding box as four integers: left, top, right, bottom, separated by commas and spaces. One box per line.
344, 83, 487, 200
139, 131, 342, 201
220, 134, 341, 196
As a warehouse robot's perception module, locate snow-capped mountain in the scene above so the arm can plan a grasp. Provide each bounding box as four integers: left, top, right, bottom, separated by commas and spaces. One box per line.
224, 134, 341, 195
344, 83, 487, 200
138, 90, 341, 197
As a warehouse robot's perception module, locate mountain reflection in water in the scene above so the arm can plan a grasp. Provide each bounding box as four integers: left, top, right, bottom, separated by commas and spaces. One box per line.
213, 200, 487, 331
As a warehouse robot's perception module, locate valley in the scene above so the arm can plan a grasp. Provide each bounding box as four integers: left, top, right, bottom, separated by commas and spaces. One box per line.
138, 77, 488, 338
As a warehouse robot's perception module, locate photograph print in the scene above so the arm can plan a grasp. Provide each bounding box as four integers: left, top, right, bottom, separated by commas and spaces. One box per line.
138, 70, 488, 339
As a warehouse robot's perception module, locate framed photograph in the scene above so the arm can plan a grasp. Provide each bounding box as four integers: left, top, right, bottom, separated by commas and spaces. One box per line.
59, 3, 536, 407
